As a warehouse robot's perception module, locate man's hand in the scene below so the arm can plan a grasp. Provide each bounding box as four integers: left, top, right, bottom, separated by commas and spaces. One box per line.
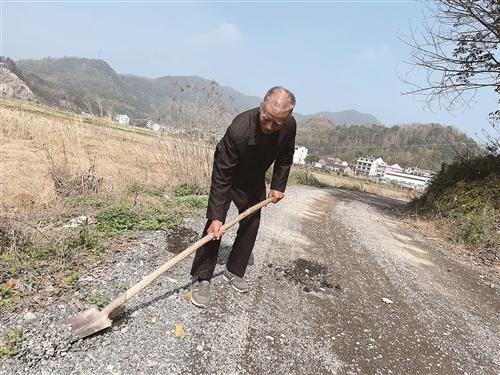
207, 220, 225, 240
268, 189, 285, 204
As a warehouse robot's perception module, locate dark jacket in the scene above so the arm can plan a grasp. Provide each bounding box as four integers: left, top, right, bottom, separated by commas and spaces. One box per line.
206, 107, 296, 221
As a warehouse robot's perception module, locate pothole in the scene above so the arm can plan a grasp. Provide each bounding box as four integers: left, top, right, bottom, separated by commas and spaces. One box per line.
267, 258, 341, 293
166, 226, 199, 254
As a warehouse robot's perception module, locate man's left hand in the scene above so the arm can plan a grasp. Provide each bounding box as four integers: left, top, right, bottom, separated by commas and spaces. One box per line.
268, 189, 284, 203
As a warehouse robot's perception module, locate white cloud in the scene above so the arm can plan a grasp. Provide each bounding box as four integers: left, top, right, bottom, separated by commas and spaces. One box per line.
214, 23, 243, 43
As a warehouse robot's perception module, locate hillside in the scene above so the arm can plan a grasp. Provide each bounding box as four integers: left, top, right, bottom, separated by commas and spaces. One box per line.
300, 110, 381, 125
0, 56, 480, 170
296, 117, 478, 170
13, 57, 261, 126
410, 154, 499, 255
10, 57, 385, 128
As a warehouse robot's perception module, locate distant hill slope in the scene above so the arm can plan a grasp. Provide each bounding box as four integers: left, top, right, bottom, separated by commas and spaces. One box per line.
14, 57, 261, 126
296, 117, 478, 170
0, 61, 36, 102
301, 110, 381, 125
1, 56, 479, 170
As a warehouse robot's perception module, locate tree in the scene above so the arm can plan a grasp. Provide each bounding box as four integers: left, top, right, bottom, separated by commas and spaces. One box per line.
305, 154, 319, 164
401, 0, 499, 127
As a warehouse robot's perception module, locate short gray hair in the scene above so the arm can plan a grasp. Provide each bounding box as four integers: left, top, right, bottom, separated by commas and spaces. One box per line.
263, 86, 296, 112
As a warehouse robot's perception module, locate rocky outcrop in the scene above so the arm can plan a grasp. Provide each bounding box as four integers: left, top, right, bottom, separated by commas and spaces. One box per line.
0, 64, 36, 101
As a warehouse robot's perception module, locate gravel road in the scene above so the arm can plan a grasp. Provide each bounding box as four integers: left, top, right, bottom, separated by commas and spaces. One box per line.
1, 186, 499, 374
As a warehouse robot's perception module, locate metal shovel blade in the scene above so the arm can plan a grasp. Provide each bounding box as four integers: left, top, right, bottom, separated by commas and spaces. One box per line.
64, 307, 113, 339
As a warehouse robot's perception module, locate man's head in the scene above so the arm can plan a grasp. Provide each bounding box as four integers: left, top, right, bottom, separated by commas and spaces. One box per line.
259, 86, 296, 135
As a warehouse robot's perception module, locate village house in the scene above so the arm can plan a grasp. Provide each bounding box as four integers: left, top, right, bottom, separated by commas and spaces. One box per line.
114, 114, 130, 125
293, 145, 308, 165
353, 155, 387, 177
382, 164, 436, 190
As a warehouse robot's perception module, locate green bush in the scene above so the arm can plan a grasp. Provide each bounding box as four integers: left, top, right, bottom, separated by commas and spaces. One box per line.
138, 207, 180, 230
127, 183, 163, 197
96, 204, 139, 234
172, 184, 203, 197
292, 170, 327, 188
453, 213, 489, 244
411, 154, 499, 248
0, 328, 22, 357
175, 196, 208, 209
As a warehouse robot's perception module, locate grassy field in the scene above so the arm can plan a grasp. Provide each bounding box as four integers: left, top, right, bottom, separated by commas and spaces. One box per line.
0, 98, 213, 210
0, 99, 213, 310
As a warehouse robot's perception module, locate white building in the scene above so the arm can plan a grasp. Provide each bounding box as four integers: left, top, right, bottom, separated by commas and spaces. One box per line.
354, 156, 387, 176
293, 145, 308, 164
381, 164, 436, 190
114, 114, 130, 125
385, 163, 404, 173
404, 167, 437, 179
382, 171, 431, 190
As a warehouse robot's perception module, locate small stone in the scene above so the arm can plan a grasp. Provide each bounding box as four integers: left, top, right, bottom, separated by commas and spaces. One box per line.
382, 298, 394, 304
196, 344, 204, 352
106, 365, 114, 371
265, 335, 274, 341
24, 312, 37, 321
147, 360, 158, 367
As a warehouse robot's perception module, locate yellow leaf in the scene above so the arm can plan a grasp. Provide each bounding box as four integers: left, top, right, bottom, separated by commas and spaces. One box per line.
73, 299, 85, 311
5, 278, 15, 289
183, 290, 192, 300
175, 323, 184, 338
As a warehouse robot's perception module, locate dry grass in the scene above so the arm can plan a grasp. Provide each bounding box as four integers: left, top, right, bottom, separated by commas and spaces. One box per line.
0, 99, 215, 309
308, 169, 420, 201
0, 100, 214, 212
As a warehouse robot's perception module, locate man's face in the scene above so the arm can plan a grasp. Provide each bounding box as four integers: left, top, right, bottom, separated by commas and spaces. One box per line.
259, 102, 291, 135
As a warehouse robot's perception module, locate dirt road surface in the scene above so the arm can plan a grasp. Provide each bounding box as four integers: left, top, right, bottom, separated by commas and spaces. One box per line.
1, 186, 499, 374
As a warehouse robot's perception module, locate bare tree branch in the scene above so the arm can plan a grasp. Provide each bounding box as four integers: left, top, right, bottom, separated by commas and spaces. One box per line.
400, 0, 499, 127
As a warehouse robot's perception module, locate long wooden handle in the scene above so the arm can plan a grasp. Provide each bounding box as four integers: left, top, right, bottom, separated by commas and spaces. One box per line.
101, 197, 274, 315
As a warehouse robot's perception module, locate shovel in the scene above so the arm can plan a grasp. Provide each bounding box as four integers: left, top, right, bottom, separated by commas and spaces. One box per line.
64, 197, 274, 339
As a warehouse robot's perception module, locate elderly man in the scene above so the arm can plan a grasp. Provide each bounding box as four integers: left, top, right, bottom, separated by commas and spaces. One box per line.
190, 86, 296, 308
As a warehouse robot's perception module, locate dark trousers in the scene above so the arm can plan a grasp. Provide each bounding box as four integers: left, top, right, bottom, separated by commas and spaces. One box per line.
190, 194, 262, 280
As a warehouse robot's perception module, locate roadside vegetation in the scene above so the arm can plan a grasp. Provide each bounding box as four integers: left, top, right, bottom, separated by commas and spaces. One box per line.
290, 166, 418, 201
0, 99, 212, 312
409, 154, 499, 263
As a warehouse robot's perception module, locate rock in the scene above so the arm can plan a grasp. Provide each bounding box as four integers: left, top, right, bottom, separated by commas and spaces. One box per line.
382, 297, 394, 304
196, 344, 204, 352
265, 335, 274, 341
147, 360, 158, 368
24, 312, 37, 321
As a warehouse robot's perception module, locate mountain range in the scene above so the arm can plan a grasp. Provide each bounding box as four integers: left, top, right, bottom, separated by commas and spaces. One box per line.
0, 56, 478, 170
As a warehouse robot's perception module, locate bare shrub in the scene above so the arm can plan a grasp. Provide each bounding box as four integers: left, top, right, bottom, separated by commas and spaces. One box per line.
0, 216, 32, 252
153, 134, 213, 192
38, 143, 103, 198
152, 80, 231, 192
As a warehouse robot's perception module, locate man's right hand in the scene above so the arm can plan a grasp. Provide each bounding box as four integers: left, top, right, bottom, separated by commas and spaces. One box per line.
208, 220, 225, 240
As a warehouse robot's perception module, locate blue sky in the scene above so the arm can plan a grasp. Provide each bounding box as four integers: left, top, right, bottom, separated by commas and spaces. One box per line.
2, 0, 498, 139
